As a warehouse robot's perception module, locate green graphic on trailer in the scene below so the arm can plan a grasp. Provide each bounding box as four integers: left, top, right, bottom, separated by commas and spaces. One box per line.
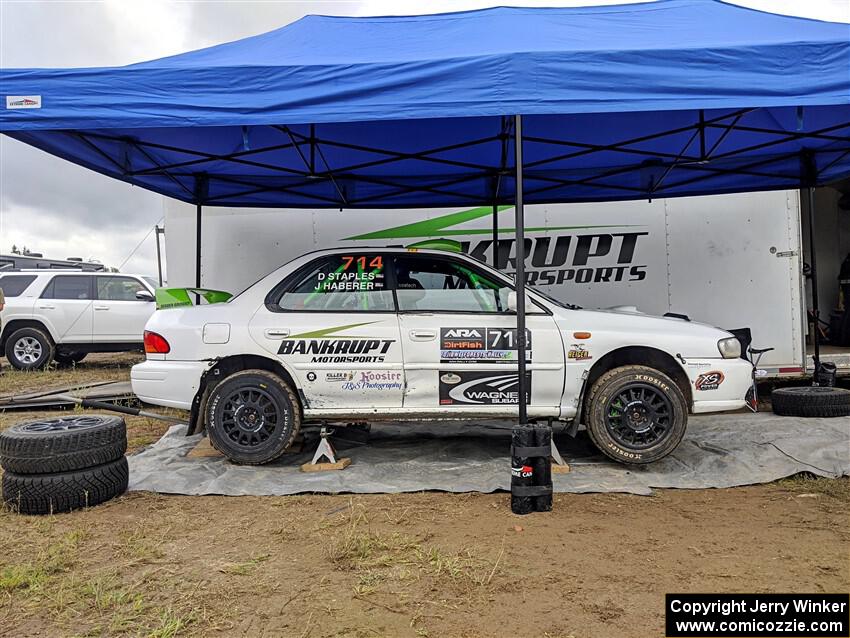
344, 204, 637, 240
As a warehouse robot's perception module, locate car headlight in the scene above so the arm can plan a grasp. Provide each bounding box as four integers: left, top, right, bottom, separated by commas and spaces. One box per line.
717, 337, 741, 359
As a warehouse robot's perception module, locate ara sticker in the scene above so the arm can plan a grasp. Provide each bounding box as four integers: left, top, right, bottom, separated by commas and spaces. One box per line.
440, 327, 531, 363
695, 370, 725, 391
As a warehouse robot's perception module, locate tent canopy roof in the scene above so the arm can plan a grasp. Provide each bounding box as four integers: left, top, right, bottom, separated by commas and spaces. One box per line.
2, 0, 849, 207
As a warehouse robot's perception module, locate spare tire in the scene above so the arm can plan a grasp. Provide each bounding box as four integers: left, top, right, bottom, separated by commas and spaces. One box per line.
2, 456, 129, 515
0, 415, 126, 474
771, 386, 850, 418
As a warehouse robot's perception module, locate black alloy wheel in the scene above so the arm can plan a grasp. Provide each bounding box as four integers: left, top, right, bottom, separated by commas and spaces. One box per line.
206, 369, 301, 465
586, 365, 688, 464
604, 383, 674, 450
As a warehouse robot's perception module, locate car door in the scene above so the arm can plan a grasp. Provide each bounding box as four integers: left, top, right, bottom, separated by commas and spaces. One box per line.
394, 254, 565, 415
249, 252, 405, 410
93, 275, 155, 342
37, 275, 94, 343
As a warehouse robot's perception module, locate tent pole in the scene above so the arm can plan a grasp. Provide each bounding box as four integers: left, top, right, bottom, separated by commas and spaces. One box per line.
155, 225, 164, 286
514, 114, 528, 425
193, 173, 208, 304
492, 204, 499, 267
807, 186, 821, 376
195, 202, 202, 302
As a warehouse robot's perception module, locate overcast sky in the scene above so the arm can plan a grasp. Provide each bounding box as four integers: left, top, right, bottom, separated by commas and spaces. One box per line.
1, 0, 848, 277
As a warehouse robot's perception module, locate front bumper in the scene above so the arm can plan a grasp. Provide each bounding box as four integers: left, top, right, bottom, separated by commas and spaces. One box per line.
685, 356, 752, 414
131, 359, 211, 410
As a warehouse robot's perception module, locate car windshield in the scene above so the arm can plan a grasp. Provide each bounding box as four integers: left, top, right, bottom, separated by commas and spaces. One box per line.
454, 253, 582, 311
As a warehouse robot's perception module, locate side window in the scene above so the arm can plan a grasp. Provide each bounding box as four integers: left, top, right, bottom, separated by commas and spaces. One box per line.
275, 254, 394, 312
0, 275, 37, 297
97, 276, 146, 301
41, 275, 92, 300
394, 256, 510, 313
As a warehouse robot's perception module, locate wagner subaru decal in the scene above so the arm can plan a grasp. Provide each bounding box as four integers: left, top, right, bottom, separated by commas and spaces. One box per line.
278, 321, 394, 363
438, 371, 531, 405
440, 327, 531, 363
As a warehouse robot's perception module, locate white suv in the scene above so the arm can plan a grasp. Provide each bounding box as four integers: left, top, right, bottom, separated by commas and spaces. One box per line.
0, 271, 157, 370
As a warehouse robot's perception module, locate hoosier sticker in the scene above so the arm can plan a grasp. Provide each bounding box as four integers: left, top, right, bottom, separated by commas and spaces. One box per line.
440, 327, 531, 363
438, 371, 532, 405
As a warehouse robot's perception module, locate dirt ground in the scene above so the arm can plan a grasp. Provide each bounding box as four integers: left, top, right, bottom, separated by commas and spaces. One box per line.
0, 355, 848, 638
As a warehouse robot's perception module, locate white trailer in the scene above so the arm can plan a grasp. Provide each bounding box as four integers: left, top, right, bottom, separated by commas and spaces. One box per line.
162, 188, 850, 378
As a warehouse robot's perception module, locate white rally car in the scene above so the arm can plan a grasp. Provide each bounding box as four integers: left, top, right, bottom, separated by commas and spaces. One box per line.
131, 247, 753, 465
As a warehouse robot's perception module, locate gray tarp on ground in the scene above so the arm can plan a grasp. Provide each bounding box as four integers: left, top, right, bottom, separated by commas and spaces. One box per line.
127, 413, 850, 497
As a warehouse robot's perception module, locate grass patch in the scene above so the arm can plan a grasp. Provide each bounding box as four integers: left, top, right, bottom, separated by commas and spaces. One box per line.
219, 553, 271, 575
325, 502, 505, 605
779, 473, 850, 501
146, 608, 195, 638
0, 530, 85, 593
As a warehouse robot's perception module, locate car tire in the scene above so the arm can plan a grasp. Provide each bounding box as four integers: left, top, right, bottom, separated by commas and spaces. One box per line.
206, 369, 302, 465
2, 456, 129, 515
4, 326, 55, 370
0, 415, 127, 475
54, 351, 87, 366
771, 386, 850, 417
585, 365, 688, 464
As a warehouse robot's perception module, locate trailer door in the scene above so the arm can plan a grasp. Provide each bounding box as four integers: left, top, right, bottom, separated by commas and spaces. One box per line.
665, 190, 803, 373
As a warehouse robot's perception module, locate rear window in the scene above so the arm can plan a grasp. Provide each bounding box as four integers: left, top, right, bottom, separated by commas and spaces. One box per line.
0, 275, 37, 297
40, 275, 92, 300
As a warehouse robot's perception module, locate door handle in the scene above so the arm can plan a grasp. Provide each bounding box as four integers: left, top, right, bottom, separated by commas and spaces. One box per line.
409, 330, 436, 341
94, 306, 109, 311
264, 329, 290, 338
38, 305, 55, 310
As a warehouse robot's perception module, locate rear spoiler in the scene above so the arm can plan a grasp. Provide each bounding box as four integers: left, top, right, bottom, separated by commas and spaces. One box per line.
155, 287, 232, 309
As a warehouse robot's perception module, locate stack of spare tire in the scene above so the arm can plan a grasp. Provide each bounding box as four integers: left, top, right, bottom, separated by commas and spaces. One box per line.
1, 415, 129, 515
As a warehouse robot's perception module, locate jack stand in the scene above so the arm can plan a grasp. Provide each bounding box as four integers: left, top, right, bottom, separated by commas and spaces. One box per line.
300, 426, 351, 472
550, 434, 571, 474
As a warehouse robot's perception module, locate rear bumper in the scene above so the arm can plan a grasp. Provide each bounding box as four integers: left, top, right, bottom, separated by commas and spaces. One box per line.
131, 359, 210, 410
686, 357, 752, 413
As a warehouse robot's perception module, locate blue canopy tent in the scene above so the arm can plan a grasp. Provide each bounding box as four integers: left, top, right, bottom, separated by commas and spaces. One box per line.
2, 0, 850, 422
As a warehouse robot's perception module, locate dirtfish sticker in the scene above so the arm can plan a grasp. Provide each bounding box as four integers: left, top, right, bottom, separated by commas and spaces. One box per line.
6, 95, 41, 109
439, 371, 531, 405
695, 370, 725, 391
567, 344, 591, 361
440, 327, 531, 363
278, 322, 394, 363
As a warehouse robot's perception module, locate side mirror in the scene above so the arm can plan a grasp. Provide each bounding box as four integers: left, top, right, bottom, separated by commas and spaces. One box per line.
136, 290, 155, 302
507, 291, 532, 313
